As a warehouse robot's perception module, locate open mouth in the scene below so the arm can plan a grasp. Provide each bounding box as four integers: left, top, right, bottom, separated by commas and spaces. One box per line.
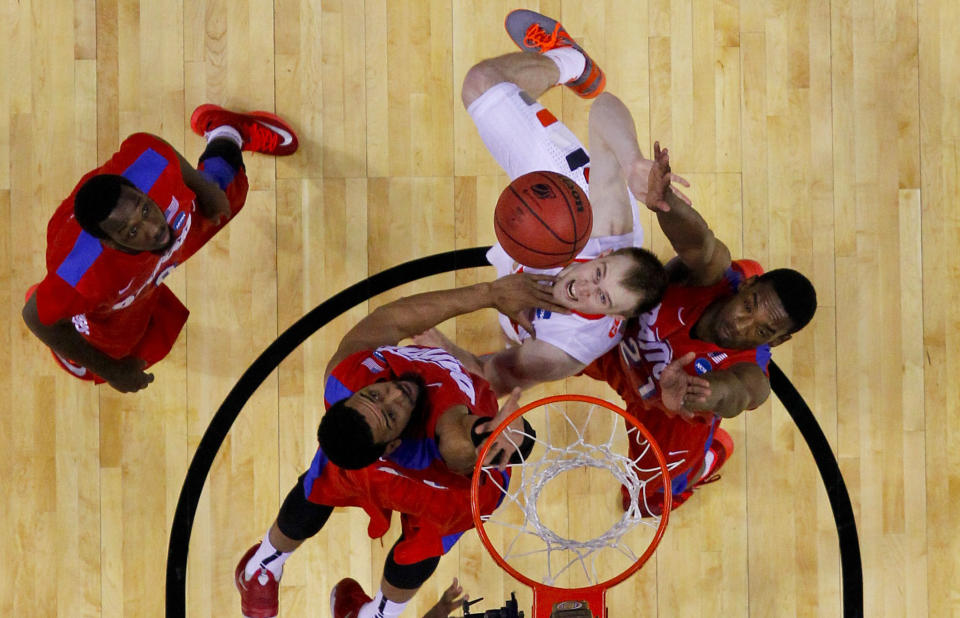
565, 280, 578, 301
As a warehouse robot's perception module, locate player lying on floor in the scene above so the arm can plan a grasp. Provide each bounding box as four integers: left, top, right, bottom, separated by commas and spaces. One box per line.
416, 10, 693, 396
235, 274, 559, 618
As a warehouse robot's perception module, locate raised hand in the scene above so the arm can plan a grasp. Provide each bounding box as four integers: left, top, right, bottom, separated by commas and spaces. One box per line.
629, 141, 691, 212
474, 387, 526, 471
489, 273, 568, 335
422, 578, 468, 618
658, 352, 712, 419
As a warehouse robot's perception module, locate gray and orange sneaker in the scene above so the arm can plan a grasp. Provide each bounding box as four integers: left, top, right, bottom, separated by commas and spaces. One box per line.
191, 104, 299, 156
504, 9, 606, 99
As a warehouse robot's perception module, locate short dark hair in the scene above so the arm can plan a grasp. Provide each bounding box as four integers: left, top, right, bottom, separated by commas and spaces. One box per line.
317, 399, 386, 470
610, 247, 669, 316
757, 268, 817, 334
73, 174, 135, 239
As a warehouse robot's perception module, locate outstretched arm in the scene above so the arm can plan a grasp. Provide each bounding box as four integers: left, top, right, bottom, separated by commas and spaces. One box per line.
642, 142, 731, 286
680, 362, 770, 419
325, 274, 566, 380
481, 339, 585, 397
587, 93, 690, 237
415, 328, 586, 397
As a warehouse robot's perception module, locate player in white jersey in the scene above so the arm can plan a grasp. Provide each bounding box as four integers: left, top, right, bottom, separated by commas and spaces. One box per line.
417, 10, 690, 396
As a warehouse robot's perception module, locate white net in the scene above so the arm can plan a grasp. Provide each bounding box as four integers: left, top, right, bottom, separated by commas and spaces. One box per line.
476, 397, 683, 589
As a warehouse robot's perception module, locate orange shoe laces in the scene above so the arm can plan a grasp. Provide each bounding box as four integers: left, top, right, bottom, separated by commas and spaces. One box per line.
523, 23, 573, 51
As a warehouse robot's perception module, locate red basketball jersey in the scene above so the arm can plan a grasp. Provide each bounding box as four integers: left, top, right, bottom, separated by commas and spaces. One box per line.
33, 133, 206, 358
587, 260, 772, 417
305, 345, 505, 563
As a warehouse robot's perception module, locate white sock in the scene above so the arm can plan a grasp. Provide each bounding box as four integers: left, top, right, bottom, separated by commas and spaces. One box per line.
205, 124, 243, 148
357, 589, 409, 618
544, 47, 587, 84
244, 532, 290, 581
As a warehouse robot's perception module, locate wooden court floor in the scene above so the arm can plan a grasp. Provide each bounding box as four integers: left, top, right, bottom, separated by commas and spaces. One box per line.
2, 1, 958, 616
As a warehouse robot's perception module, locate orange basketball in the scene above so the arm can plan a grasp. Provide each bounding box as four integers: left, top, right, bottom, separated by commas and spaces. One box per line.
493, 171, 593, 269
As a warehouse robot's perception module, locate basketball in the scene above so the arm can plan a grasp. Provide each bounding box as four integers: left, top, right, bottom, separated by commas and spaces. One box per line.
494, 171, 593, 269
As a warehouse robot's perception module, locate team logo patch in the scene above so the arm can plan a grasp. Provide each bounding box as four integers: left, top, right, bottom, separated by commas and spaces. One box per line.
164, 199, 178, 221
172, 211, 187, 232
708, 351, 728, 364
530, 183, 555, 200
535, 308, 552, 320
694, 357, 712, 375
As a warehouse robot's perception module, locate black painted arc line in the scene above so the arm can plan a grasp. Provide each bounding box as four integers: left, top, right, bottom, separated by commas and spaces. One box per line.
164, 246, 490, 617
767, 362, 863, 618
165, 247, 862, 618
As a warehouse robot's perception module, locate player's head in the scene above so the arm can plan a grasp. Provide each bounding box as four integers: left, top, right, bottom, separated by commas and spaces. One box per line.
74, 174, 173, 253
317, 376, 426, 469
551, 248, 667, 318
702, 268, 817, 349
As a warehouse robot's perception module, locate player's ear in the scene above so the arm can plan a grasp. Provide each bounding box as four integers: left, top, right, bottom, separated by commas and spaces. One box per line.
382, 438, 403, 456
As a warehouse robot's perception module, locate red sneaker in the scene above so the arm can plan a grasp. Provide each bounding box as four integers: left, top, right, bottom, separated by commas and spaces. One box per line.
504, 9, 606, 98
235, 544, 280, 618
190, 104, 299, 156
621, 428, 734, 514
330, 578, 373, 618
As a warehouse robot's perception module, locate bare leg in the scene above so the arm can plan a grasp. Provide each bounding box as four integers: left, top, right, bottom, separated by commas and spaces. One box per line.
381, 576, 420, 604
461, 52, 559, 108
267, 520, 304, 553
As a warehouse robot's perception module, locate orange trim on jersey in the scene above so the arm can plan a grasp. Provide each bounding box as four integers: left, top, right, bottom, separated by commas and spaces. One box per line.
536, 109, 557, 127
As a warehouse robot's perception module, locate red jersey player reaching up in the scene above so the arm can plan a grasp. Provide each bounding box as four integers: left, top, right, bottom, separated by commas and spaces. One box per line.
583, 142, 818, 513
21, 105, 298, 393
235, 274, 564, 618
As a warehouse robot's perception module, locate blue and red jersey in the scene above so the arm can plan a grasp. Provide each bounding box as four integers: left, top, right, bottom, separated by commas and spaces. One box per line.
32, 133, 242, 359
586, 259, 772, 418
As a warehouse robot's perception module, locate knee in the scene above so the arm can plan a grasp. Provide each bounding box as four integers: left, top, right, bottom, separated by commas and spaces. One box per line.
461, 60, 506, 109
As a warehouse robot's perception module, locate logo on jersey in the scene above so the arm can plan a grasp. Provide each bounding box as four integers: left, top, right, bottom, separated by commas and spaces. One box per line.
535, 308, 552, 320
694, 357, 712, 374
362, 357, 385, 373
619, 303, 672, 399
71, 313, 90, 336
530, 183, 555, 200
172, 211, 187, 232
708, 351, 728, 364
383, 346, 477, 405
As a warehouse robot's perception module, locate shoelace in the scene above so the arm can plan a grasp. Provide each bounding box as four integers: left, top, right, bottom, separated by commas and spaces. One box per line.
523, 23, 574, 51
244, 121, 281, 151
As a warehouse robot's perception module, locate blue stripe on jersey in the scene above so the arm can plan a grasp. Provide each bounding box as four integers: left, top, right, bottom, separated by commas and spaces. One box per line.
324, 375, 354, 408
386, 438, 441, 470
199, 156, 237, 191
441, 531, 466, 554
725, 265, 745, 291
122, 148, 169, 193
56, 230, 103, 287
755, 344, 772, 372
303, 448, 330, 498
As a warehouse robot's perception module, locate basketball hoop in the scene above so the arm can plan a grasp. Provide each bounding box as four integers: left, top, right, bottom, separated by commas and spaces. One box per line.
470, 395, 674, 618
